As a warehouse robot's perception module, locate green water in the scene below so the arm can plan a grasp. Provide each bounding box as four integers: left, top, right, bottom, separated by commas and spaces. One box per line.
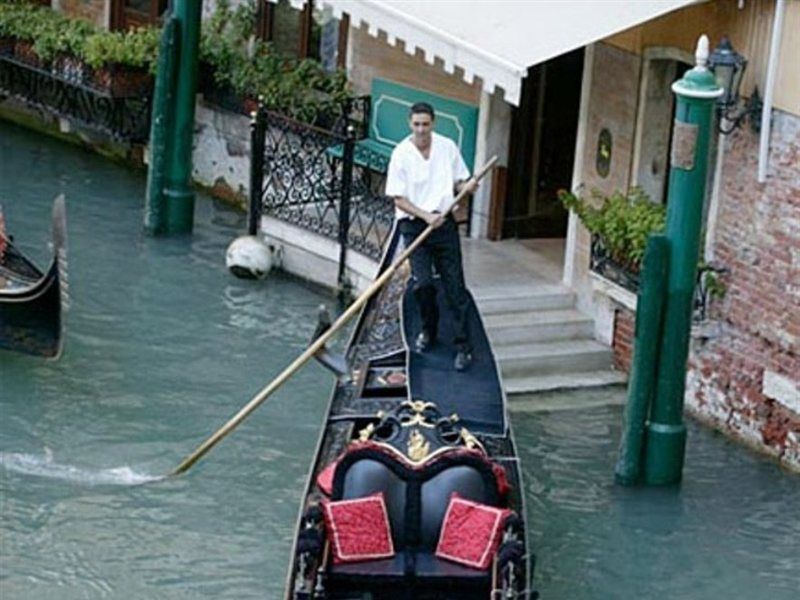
2, 122, 799, 599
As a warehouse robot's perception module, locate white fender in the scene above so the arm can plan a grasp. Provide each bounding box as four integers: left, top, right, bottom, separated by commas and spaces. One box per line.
225, 235, 273, 279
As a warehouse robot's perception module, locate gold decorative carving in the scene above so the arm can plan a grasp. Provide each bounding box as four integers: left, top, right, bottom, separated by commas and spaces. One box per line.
358, 423, 376, 441
407, 429, 430, 462
400, 400, 437, 428
460, 427, 485, 453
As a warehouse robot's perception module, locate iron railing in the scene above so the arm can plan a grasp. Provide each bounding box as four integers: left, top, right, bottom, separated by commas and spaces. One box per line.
590, 234, 727, 322
0, 53, 151, 143
250, 107, 394, 286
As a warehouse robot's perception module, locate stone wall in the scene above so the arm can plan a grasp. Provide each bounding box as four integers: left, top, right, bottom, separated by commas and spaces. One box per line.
191, 101, 251, 208
685, 109, 800, 470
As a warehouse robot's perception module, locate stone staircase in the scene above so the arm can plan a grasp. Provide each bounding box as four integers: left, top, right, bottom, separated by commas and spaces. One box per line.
472, 282, 627, 395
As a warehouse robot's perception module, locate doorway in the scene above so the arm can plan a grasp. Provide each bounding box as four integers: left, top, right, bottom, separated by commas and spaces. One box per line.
504, 48, 584, 239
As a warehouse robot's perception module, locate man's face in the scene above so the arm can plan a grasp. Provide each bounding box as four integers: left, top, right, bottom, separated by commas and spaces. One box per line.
409, 112, 433, 145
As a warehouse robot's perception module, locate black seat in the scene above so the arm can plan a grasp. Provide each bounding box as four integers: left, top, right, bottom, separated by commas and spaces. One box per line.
327, 446, 501, 593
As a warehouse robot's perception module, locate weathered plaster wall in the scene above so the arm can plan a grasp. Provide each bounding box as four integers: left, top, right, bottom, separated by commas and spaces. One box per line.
606, 0, 799, 117
191, 101, 251, 208
685, 109, 800, 470
568, 42, 641, 326
347, 24, 481, 106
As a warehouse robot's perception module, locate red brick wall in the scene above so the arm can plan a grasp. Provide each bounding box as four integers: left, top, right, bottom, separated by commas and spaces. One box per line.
613, 307, 635, 374
686, 109, 800, 470
56, 0, 107, 29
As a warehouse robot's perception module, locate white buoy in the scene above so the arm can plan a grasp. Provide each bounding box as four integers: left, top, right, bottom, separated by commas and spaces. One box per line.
225, 235, 273, 279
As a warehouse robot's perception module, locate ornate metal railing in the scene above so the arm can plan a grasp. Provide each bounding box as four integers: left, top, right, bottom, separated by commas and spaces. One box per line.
590, 235, 641, 292
590, 234, 727, 322
693, 263, 728, 322
251, 108, 393, 285
0, 53, 151, 143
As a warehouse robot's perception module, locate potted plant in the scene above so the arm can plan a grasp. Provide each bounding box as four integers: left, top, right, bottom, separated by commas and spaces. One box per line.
34, 16, 94, 82
0, 3, 45, 66
558, 187, 666, 290
82, 26, 159, 97
199, 0, 351, 124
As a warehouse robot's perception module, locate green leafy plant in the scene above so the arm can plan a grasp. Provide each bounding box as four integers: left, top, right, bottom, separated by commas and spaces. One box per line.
698, 264, 727, 300
200, 0, 351, 124
82, 26, 160, 74
559, 187, 666, 271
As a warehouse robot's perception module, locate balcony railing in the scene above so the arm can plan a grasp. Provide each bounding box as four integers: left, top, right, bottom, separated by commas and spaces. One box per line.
249, 106, 394, 287
0, 52, 151, 143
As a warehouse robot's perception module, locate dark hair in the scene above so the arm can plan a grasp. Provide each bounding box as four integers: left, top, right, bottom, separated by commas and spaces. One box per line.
409, 102, 435, 119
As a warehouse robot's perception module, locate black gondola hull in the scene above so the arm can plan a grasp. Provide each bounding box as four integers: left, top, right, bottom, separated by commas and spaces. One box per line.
0, 196, 67, 358
285, 227, 533, 599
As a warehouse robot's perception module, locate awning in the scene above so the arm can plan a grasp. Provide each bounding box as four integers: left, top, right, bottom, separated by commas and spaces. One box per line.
307, 0, 700, 105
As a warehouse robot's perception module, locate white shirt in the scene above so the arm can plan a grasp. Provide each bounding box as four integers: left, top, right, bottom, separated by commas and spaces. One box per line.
385, 132, 470, 220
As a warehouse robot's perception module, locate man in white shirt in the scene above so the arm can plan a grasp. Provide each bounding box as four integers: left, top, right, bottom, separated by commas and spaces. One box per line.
385, 102, 477, 371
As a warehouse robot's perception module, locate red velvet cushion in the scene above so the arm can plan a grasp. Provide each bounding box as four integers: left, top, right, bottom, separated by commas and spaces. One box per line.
316, 459, 338, 496
435, 494, 510, 570
322, 493, 395, 564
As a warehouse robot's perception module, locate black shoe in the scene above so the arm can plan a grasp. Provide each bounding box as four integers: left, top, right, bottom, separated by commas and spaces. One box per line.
415, 331, 433, 352
454, 350, 472, 371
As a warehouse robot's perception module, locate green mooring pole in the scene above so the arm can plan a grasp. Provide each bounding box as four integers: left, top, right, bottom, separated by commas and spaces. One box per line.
643, 36, 723, 485
614, 234, 669, 485
162, 0, 202, 234
144, 16, 179, 235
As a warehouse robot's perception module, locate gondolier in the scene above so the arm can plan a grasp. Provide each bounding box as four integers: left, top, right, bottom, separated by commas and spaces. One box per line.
387, 102, 478, 371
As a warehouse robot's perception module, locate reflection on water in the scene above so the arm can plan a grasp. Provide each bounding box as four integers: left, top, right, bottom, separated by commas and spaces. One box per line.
2, 122, 799, 599
515, 400, 800, 599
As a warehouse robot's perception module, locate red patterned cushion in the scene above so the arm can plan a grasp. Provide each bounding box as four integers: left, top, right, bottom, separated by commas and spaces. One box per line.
435, 494, 510, 570
322, 493, 395, 564
316, 459, 338, 496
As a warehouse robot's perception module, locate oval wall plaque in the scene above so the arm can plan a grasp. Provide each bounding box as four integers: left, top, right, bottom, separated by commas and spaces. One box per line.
596, 128, 612, 178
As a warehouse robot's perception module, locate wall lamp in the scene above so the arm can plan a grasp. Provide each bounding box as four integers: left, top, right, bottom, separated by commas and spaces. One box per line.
708, 36, 762, 135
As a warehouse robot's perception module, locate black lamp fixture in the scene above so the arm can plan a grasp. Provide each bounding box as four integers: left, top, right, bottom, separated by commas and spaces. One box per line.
708, 36, 762, 134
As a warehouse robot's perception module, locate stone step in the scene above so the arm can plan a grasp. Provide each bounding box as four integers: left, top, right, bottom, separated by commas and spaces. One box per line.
503, 370, 627, 395
494, 339, 614, 377
472, 283, 573, 313
484, 309, 593, 344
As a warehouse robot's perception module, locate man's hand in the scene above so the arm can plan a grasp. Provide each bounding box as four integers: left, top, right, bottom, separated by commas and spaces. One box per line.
458, 177, 479, 195
423, 210, 444, 228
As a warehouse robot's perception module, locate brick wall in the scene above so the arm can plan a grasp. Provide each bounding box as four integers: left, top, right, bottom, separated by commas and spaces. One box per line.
686, 109, 800, 470
54, 0, 107, 28
613, 308, 635, 373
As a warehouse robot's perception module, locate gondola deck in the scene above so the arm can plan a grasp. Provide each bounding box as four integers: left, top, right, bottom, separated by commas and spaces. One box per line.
285, 229, 533, 599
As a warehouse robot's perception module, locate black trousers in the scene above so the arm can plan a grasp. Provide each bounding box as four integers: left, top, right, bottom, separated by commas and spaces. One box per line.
399, 216, 470, 353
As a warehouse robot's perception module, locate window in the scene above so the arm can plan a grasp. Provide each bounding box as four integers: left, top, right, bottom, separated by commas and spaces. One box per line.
111, 0, 167, 30
257, 0, 348, 69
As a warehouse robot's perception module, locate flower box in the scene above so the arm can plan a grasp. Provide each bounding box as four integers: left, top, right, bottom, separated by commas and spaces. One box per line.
90, 64, 153, 97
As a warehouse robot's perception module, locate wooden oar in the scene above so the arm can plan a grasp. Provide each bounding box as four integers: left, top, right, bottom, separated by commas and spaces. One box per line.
169, 155, 498, 477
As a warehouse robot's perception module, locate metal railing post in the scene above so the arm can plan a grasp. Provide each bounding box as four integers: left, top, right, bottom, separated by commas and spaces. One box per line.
337, 125, 355, 293
248, 103, 267, 236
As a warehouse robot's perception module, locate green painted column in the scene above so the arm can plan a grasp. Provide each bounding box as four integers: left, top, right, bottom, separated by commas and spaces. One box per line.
144, 17, 179, 235
162, 0, 202, 234
615, 234, 668, 485
643, 36, 723, 485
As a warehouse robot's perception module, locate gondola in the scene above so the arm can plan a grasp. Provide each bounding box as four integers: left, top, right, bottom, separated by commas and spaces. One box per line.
285, 226, 534, 599
0, 195, 67, 358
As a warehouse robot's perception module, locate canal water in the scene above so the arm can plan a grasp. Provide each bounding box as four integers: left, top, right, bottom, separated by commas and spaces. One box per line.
2, 121, 799, 599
